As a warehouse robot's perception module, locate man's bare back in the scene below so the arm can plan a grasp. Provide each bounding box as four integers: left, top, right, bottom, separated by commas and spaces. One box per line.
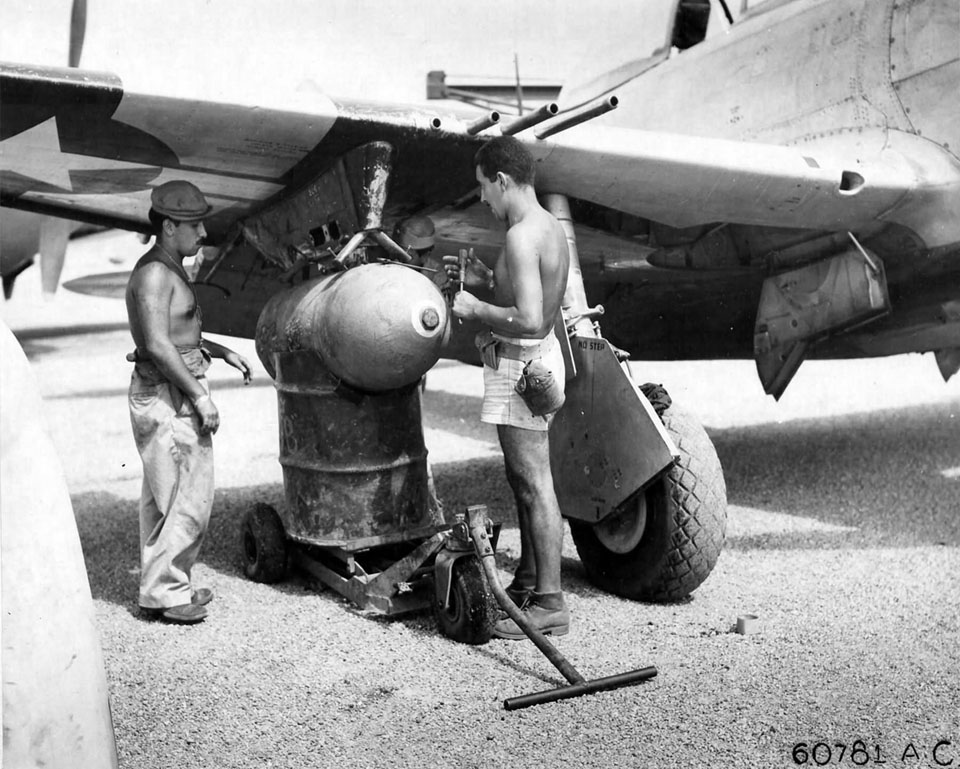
491, 207, 569, 339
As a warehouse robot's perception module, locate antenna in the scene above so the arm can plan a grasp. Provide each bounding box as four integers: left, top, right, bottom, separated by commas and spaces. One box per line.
513, 53, 524, 116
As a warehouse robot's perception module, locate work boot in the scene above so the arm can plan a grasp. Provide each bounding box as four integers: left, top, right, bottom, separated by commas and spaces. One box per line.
493, 591, 569, 640
140, 602, 208, 625
504, 568, 535, 607
192, 587, 214, 606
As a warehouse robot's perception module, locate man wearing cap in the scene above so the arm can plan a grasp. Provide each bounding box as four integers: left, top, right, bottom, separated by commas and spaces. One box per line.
125, 180, 251, 625
394, 214, 448, 291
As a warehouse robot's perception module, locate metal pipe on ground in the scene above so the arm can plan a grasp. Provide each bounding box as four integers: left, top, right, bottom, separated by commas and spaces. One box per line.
465, 505, 657, 710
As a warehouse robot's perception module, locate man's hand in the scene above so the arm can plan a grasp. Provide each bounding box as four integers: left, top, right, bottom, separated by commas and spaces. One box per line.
452, 290, 482, 321
224, 352, 253, 384
193, 394, 220, 435
442, 248, 493, 290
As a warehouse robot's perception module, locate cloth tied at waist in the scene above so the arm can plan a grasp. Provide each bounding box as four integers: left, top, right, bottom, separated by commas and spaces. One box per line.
494, 334, 551, 363
128, 345, 211, 385
475, 330, 551, 367
475, 330, 565, 416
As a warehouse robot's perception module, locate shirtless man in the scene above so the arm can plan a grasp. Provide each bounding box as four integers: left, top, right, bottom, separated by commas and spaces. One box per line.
445, 136, 571, 638
126, 180, 251, 624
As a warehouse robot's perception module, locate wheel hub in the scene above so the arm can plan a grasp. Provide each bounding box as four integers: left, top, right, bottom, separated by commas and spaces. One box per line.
593, 493, 648, 554
243, 530, 258, 563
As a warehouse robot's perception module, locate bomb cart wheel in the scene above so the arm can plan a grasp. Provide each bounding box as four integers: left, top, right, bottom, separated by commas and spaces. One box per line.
570, 402, 727, 602
241, 503, 289, 584
434, 556, 498, 645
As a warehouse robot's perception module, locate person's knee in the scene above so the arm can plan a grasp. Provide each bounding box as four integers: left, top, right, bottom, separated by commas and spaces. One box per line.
514, 480, 538, 510
512, 471, 555, 511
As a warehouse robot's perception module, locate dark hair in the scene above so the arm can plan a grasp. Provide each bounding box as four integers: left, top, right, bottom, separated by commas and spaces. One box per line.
148, 208, 167, 235
474, 135, 535, 187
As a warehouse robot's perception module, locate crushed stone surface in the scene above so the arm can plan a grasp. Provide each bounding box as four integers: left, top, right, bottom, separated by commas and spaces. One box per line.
4, 231, 958, 768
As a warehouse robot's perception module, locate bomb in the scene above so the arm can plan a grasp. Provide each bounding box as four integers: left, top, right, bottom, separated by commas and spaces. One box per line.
256, 262, 450, 391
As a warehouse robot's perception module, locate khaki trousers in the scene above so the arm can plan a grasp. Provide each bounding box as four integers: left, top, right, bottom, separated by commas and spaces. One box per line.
129, 371, 213, 609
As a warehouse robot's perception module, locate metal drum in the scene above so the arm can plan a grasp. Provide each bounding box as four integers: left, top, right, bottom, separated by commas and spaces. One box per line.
273, 349, 440, 549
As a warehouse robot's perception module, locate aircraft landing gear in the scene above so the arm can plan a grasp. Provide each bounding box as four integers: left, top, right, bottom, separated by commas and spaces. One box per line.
568, 402, 727, 602
544, 193, 728, 603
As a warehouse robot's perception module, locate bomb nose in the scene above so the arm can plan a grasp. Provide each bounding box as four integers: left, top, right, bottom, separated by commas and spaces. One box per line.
420, 307, 440, 331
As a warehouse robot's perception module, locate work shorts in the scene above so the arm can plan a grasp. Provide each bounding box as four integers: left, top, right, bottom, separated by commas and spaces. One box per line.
480, 332, 565, 432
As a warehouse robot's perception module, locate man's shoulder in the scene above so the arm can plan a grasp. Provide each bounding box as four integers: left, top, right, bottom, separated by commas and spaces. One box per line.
129, 251, 174, 289
506, 209, 563, 249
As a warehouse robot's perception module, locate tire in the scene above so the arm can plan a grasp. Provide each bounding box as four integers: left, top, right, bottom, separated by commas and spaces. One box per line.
570, 402, 727, 602
434, 556, 497, 645
241, 503, 289, 584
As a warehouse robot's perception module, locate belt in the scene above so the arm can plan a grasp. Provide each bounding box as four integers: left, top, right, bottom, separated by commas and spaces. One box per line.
127, 345, 207, 362
128, 345, 211, 384
496, 338, 550, 363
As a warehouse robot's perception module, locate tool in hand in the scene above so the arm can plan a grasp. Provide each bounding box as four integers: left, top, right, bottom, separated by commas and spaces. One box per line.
464, 505, 657, 710
456, 248, 467, 324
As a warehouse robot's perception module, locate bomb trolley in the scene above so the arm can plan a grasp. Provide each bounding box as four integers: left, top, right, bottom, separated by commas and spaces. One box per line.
239, 321, 674, 704
239, 345, 502, 642
238, 343, 659, 705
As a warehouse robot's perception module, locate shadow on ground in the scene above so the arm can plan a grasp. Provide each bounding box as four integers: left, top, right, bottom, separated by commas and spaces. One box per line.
71, 452, 598, 625
710, 402, 959, 550
72, 401, 957, 623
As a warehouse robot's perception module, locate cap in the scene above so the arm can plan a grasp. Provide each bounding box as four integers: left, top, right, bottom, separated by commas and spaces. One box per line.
395, 215, 435, 251
150, 181, 212, 222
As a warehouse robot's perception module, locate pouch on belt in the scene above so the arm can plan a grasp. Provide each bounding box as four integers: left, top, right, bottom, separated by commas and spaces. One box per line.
475, 329, 500, 370
515, 358, 565, 416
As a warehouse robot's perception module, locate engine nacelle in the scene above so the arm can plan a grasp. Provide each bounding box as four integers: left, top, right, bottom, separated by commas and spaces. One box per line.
255, 263, 450, 391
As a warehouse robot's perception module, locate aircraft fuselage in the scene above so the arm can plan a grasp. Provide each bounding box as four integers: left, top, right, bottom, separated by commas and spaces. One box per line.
606, 0, 958, 156
571, 0, 959, 366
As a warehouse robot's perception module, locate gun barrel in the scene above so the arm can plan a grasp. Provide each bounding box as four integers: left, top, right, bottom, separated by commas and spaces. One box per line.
535, 96, 619, 140
501, 102, 559, 135
466, 111, 501, 135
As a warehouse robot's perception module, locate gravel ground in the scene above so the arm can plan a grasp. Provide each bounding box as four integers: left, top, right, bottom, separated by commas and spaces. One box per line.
4, 231, 959, 768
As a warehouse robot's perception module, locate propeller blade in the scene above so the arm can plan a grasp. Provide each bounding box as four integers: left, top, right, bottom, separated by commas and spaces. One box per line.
39, 218, 72, 297
68, 0, 87, 68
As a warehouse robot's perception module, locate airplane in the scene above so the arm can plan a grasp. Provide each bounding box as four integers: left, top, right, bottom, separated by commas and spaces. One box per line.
0, 0, 91, 298
1, 0, 957, 624
0, 318, 119, 768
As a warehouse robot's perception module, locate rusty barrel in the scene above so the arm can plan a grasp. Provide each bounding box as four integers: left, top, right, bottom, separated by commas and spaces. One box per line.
254, 263, 450, 547
272, 349, 441, 548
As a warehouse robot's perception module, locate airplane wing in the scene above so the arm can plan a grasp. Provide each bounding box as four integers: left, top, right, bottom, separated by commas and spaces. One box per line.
3, 60, 957, 394
3, 61, 943, 246
0, 63, 477, 240
533, 122, 960, 249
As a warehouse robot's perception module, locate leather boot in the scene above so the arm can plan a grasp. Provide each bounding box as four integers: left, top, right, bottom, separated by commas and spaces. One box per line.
493, 590, 570, 640
504, 570, 535, 607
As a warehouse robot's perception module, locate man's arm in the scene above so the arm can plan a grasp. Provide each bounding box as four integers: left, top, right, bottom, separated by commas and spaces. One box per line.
202, 339, 252, 384
453, 228, 544, 336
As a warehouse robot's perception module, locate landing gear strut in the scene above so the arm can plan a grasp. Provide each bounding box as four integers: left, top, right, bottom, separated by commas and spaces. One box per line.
544, 194, 728, 602
569, 403, 727, 602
